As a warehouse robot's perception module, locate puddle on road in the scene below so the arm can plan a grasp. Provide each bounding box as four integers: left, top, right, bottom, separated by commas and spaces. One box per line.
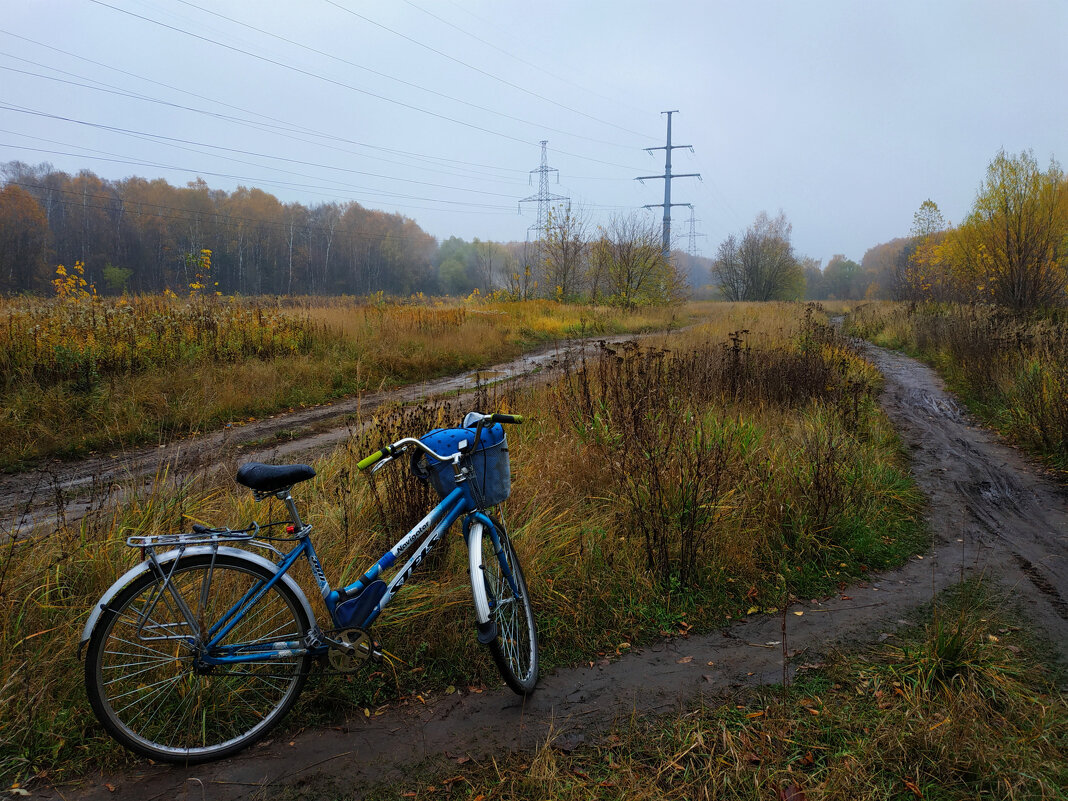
466, 370, 507, 383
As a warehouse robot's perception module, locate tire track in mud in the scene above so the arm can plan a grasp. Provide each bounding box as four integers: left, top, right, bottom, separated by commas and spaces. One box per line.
31, 341, 1068, 801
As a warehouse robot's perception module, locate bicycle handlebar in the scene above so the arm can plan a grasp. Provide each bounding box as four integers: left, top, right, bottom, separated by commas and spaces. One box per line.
356, 413, 523, 471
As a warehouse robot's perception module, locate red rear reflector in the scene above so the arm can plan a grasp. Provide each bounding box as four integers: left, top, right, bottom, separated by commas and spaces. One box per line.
286, 525, 296, 534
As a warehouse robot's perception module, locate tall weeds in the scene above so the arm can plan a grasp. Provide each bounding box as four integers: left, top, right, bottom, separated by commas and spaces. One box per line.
848, 302, 1068, 473
550, 308, 886, 589
0, 296, 692, 470
0, 302, 925, 784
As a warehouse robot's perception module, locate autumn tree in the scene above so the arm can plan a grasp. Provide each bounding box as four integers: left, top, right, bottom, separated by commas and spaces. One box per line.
711, 211, 804, 301
541, 203, 588, 300
823, 254, 864, 299
953, 149, 1067, 310
473, 239, 511, 292
591, 213, 685, 307
860, 238, 908, 299
801, 257, 824, 300
0, 185, 50, 291
895, 199, 949, 300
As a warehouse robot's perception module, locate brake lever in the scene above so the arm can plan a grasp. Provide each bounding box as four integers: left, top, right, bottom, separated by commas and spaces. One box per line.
370, 454, 395, 474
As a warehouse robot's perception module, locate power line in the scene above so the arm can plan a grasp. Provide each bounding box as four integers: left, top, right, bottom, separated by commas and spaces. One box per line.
400, 0, 657, 130
320, 0, 653, 143
0, 29, 530, 177
85, 0, 650, 171
0, 142, 518, 212
0, 104, 525, 200
0, 39, 529, 182
168, 0, 642, 151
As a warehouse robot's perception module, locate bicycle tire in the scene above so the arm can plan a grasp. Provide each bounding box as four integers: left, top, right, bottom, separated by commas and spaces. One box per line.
84, 553, 312, 763
469, 518, 539, 695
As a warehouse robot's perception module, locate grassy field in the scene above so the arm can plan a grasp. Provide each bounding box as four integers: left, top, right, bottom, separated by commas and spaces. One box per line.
846, 302, 1068, 476
359, 582, 1066, 801
0, 302, 927, 785
0, 294, 692, 471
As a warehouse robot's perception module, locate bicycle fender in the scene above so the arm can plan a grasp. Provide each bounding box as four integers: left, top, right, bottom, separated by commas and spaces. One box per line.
78, 546, 316, 654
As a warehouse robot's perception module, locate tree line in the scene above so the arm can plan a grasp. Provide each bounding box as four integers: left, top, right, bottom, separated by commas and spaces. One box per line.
709, 149, 1067, 310
0, 162, 693, 306
893, 150, 1067, 311
0, 162, 439, 296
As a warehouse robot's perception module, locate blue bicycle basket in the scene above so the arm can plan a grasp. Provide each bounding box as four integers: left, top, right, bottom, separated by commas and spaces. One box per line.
412, 423, 510, 507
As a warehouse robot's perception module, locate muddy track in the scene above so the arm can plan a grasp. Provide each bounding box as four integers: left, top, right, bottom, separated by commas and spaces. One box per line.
31, 342, 1068, 800
0, 336, 631, 535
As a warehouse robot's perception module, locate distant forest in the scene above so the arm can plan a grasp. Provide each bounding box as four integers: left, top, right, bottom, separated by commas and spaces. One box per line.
2, 161, 942, 302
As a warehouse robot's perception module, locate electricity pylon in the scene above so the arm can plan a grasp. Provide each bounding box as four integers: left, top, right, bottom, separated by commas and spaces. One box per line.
637, 111, 700, 258
519, 140, 568, 241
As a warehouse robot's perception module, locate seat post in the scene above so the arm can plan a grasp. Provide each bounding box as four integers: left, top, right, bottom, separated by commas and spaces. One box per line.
278, 490, 306, 533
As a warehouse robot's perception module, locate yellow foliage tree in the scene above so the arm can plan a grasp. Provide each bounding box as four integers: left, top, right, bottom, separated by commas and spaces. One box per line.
954, 150, 1067, 311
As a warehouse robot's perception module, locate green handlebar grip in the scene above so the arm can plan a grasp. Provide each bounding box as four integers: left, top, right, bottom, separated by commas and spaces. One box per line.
357, 450, 384, 471
491, 413, 523, 424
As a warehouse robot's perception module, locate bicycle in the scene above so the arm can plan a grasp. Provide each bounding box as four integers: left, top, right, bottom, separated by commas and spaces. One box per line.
80, 411, 537, 764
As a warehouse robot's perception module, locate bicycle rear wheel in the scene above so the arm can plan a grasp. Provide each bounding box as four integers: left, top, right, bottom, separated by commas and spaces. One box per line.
469, 518, 539, 695
84, 553, 311, 763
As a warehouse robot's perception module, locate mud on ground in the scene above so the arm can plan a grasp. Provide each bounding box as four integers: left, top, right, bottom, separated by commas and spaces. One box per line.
26, 341, 1068, 800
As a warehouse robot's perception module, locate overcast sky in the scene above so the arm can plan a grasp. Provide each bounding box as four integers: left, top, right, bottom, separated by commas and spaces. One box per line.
1, 0, 1065, 263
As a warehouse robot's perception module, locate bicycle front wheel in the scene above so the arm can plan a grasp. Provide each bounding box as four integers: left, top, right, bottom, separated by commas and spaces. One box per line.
469, 518, 539, 695
84, 553, 312, 763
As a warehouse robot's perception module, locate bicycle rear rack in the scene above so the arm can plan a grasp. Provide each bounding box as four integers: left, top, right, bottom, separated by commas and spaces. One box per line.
126, 523, 260, 550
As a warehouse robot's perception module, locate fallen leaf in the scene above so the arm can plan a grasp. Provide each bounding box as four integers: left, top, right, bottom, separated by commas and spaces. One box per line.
676, 656, 693, 664
746, 710, 765, 719
778, 783, 808, 801
793, 610, 804, 616
446, 685, 457, 694
746, 606, 760, 615
903, 778, 923, 798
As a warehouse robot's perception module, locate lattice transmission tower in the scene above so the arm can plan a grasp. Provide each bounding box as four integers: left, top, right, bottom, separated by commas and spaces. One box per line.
519, 140, 569, 240
686, 204, 705, 257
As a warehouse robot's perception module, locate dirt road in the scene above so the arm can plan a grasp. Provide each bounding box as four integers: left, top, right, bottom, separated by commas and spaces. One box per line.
30, 341, 1068, 800
0, 337, 611, 535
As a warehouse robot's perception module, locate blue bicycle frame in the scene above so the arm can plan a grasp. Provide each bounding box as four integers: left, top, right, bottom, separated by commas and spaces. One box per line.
195, 474, 509, 667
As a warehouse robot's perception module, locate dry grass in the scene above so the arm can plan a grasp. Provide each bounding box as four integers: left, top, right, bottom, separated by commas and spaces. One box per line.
0, 296, 692, 470
847, 301, 1068, 474
0, 302, 925, 786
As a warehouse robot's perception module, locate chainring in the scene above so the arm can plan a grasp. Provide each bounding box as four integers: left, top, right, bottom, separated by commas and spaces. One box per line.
328, 628, 374, 673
